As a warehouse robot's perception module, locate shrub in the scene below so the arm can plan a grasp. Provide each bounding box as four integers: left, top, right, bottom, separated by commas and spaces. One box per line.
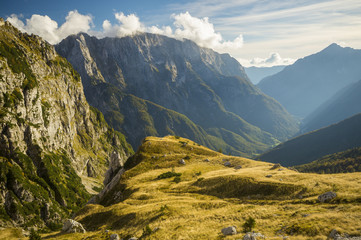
243, 216, 256, 233
173, 176, 181, 183
196, 177, 205, 183
142, 224, 152, 236
157, 171, 181, 180
29, 228, 41, 240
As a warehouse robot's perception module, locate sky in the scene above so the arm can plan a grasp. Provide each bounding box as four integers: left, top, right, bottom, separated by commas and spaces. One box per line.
1, 0, 361, 67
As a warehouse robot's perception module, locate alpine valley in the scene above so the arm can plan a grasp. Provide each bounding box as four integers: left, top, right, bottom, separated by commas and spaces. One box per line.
1, 17, 361, 240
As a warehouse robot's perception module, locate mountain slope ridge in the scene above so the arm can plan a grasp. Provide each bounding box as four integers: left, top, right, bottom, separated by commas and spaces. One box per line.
0, 19, 133, 229
258, 43, 361, 118
301, 79, 361, 133
259, 113, 361, 166
56, 32, 298, 155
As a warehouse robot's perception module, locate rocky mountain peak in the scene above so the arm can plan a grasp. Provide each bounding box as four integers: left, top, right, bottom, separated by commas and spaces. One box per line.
56, 33, 298, 156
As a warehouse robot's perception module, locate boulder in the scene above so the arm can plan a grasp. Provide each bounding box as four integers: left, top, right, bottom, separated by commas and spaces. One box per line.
110, 234, 120, 240
221, 226, 237, 235
328, 229, 361, 240
243, 232, 265, 240
179, 159, 186, 165
62, 219, 86, 233
318, 191, 337, 203
204, 159, 210, 162
266, 174, 272, 178
234, 165, 242, 169
329, 229, 339, 239
270, 163, 281, 170
224, 161, 231, 167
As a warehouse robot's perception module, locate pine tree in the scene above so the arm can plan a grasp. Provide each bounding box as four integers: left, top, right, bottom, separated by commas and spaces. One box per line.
243, 216, 256, 233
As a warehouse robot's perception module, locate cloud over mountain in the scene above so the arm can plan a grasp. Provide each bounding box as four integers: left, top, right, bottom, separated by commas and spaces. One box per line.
238, 52, 296, 67
7, 10, 92, 44
7, 10, 243, 54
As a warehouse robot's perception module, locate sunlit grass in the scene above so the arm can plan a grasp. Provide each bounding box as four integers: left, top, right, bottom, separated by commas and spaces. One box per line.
30, 136, 361, 239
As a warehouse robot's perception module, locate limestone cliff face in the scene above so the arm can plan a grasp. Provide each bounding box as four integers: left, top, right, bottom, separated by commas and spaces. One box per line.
0, 19, 133, 228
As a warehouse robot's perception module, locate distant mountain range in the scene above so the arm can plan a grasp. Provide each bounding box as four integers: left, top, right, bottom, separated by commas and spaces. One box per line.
258, 113, 361, 166
244, 66, 285, 84
257, 44, 361, 118
56, 33, 298, 156
301, 79, 361, 133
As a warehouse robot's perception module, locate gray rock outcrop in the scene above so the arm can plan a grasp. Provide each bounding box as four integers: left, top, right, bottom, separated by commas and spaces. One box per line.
224, 161, 231, 167
110, 233, 120, 240
179, 159, 186, 165
61, 219, 86, 233
221, 226, 237, 235
318, 191, 337, 203
328, 229, 361, 240
243, 232, 265, 240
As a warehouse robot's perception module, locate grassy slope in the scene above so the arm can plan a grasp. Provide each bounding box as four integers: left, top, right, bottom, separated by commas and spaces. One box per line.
20, 136, 361, 240
296, 147, 361, 174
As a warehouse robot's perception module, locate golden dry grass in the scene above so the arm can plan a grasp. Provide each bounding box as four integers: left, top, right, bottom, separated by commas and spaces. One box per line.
27, 136, 361, 239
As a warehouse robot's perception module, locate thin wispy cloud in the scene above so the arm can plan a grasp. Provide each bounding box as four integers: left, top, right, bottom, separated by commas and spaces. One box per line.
168, 0, 361, 63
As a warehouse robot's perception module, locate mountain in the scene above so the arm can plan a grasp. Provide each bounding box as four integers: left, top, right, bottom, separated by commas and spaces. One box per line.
244, 65, 285, 84
295, 147, 361, 174
257, 44, 361, 118
258, 113, 361, 166
55, 33, 298, 155
0, 19, 133, 229
46, 135, 361, 239
301, 79, 361, 133
85, 82, 274, 156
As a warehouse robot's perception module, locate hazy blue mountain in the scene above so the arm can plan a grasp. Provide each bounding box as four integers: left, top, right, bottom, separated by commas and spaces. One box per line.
258, 113, 361, 166
301, 79, 361, 133
245, 65, 285, 84
257, 44, 361, 118
56, 33, 299, 155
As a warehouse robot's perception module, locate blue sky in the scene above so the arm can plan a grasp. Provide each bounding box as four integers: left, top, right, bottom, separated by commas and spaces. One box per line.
1, 0, 361, 66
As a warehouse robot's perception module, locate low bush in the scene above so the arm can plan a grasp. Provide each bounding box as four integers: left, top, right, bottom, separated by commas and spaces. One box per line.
157, 171, 182, 180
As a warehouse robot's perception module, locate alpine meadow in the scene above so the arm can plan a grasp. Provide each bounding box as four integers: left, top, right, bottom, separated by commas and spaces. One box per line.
1, 1, 361, 239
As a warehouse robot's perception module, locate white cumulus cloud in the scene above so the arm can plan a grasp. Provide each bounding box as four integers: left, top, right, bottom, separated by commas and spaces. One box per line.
5, 10, 244, 60
146, 12, 243, 53
238, 52, 296, 67
99, 12, 145, 38
6, 10, 92, 44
